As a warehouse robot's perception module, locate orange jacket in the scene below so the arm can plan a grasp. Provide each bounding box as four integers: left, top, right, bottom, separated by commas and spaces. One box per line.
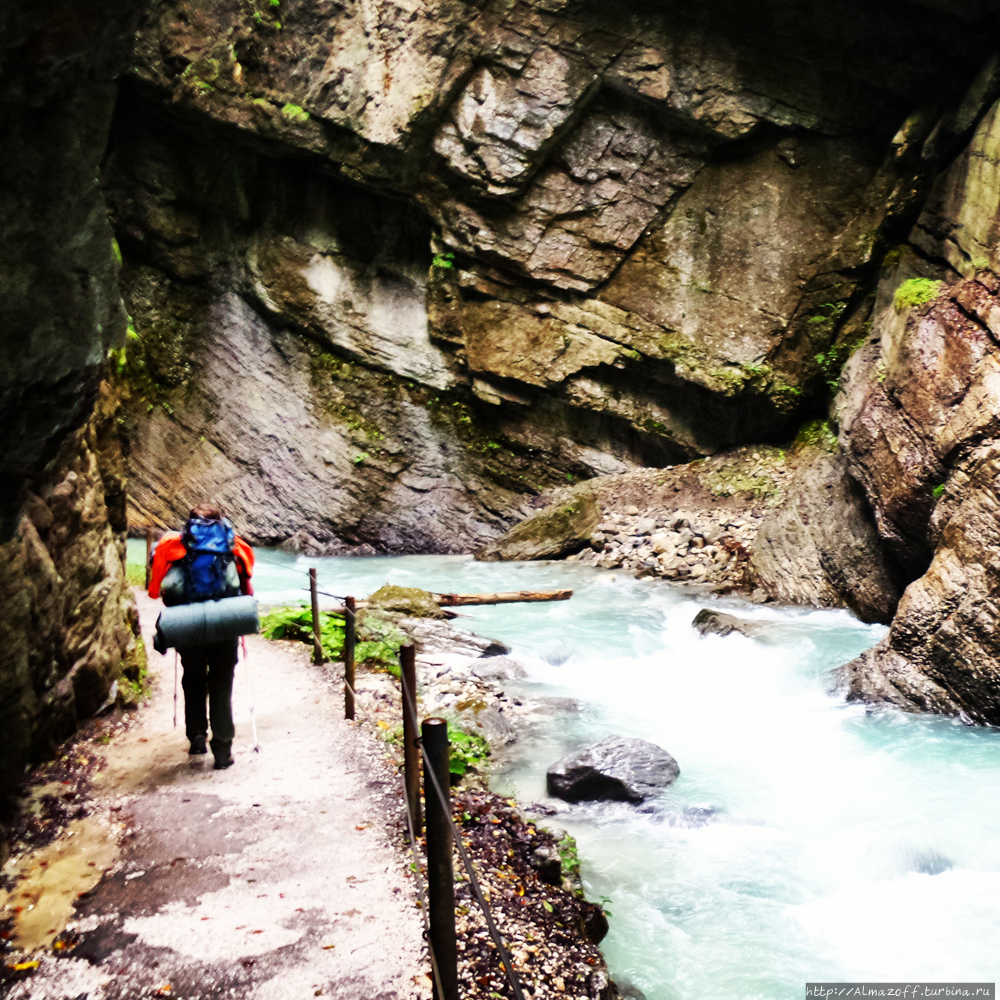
148, 531, 255, 599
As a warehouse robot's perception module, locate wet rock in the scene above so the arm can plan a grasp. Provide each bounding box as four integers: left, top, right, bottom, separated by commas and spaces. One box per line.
0, 393, 143, 802
546, 737, 680, 804
531, 845, 562, 886
482, 442, 898, 622
615, 980, 649, 1000
692, 610, 766, 638
471, 657, 527, 681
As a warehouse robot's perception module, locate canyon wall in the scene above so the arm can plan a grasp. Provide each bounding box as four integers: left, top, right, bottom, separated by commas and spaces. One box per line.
111, 0, 994, 555
0, 1, 146, 802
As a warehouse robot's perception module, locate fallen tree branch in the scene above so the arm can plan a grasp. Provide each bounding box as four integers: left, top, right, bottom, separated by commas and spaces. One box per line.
433, 589, 573, 607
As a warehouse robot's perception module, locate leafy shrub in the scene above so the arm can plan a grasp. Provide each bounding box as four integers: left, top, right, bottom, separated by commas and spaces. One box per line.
260, 603, 405, 670
447, 724, 490, 777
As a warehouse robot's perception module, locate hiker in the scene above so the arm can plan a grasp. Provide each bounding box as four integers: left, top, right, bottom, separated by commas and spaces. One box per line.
148, 504, 255, 770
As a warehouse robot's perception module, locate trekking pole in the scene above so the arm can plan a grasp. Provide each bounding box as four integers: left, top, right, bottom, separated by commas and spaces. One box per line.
173, 651, 179, 728
242, 636, 261, 752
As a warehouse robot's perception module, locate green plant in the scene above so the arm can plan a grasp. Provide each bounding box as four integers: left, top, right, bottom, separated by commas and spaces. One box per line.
795, 419, 838, 452
118, 654, 152, 707
447, 724, 490, 777
432, 252, 456, 269
557, 832, 581, 882
353, 451, 370, 464
260, 604, 406, 671
125, 561, 146, 587
933, 483, 946, 500
281, 102, 310, 123
261, 603, 346, 658
894, 278, 943, 313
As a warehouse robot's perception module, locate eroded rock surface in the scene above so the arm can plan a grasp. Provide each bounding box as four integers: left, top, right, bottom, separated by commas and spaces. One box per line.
0, 389, 143, 803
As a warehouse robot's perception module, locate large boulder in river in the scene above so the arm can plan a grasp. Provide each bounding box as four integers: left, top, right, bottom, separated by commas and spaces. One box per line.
547, 737, 680, 804
477, 486, 600, 562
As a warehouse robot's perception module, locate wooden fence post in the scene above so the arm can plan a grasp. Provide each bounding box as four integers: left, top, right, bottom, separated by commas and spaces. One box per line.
344, 596, 356, 720
422, 717, 457, 1000
145, 528, 154, 590
309, 568, 324, 665
400, 643, 421, 837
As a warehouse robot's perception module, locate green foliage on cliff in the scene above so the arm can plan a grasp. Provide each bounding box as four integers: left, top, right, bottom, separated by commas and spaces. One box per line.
894, 278, 943, 313
281, 103, 310, 123
795, 419, 838, 452
703, 458, 782, 502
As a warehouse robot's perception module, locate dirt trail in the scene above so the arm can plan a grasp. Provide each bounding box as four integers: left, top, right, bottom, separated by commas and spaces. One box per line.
6, 591, 430, 1000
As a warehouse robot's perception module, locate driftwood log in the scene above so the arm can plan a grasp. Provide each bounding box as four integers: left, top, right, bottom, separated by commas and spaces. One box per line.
433, 589, 573, 607
320, 589, 573, 614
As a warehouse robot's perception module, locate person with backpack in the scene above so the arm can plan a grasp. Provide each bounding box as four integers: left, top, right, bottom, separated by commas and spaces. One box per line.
148, 503, 255, 770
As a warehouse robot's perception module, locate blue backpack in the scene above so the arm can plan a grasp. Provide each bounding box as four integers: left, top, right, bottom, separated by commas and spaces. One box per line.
179, 516, 240, 603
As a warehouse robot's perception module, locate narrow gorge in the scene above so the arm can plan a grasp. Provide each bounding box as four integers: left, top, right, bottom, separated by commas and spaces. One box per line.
5, 0, 1000, 994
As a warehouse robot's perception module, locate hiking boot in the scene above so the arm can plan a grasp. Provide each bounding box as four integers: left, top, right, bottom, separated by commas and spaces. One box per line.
189, 735, 208, 755
213, 748, 235, 770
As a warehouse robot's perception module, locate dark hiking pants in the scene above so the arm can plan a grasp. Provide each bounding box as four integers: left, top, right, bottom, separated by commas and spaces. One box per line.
180, 640, 238, 753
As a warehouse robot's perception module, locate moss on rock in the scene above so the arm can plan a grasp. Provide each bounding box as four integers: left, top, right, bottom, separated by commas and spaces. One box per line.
366, 584, 447, 619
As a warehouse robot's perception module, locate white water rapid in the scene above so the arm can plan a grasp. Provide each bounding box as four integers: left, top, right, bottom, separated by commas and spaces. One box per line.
144, 545, 1000, 998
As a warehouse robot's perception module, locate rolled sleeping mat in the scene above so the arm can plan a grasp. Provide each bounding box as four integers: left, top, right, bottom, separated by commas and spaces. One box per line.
154, 596, 260, 652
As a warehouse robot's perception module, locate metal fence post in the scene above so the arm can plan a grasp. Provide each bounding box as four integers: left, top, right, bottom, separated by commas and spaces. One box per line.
309, 568, 324, 665
344, 596, 356, 720
400, 644, 422, 838
422, 717, 458, 1000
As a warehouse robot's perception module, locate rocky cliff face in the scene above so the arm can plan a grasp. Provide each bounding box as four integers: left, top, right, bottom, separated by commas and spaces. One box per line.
836, 98, 1000, 724
109, 0, 996, 554
0, 1, 146, 802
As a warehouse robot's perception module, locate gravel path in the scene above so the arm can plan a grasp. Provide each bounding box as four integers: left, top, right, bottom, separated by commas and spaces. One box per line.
5, 591, 430, 1000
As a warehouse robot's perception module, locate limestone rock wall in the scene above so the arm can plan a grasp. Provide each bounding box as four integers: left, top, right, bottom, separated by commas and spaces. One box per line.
110, 0, 998, 550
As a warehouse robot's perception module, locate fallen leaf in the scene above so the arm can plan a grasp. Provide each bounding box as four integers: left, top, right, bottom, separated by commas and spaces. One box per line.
251, 930, 264, 934
7, 961, 40, 972
321, 944, 335, 950
153, 984, 172, 997
542, 901, 553, 913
